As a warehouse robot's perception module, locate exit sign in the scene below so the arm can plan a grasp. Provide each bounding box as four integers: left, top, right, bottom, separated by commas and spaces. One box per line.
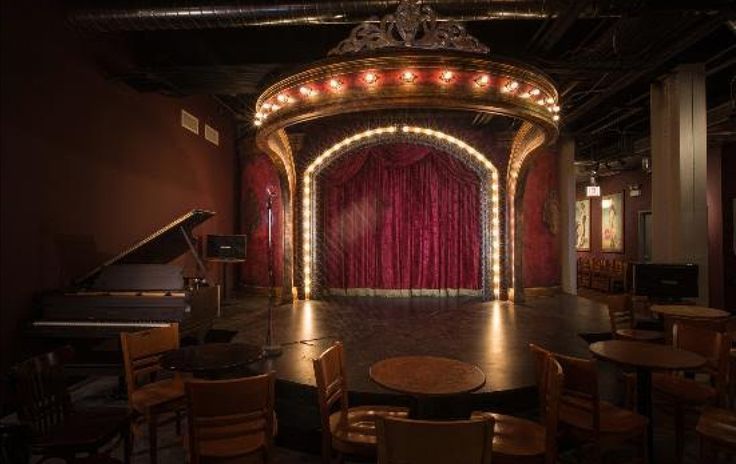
586, 185, 601, 197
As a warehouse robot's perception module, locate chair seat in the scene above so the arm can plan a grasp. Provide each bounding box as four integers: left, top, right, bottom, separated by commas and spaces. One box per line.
33, 407, 130, 451
615, 329, 664, 342
130, 377, 185, 414
471, 412, 545, 459
696, 407, 736, 449
560, 397, 647, 435
652, 373, 717, 404
329, 405, 408, 456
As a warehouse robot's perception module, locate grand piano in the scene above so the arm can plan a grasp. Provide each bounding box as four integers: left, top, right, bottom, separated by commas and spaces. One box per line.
28, 209, 220, 372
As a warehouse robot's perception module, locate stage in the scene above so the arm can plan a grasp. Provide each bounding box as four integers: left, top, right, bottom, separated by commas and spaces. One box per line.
213, 293, 615, 442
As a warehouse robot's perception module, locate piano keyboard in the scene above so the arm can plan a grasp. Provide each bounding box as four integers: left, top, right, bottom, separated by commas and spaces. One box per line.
32, 321, 172, 328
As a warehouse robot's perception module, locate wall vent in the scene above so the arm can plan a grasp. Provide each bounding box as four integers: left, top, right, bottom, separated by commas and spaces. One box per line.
204, 124, 220, 146
181, 110, 199, 134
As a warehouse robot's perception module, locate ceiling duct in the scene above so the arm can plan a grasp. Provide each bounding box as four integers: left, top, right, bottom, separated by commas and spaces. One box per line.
67, 1, 732, 32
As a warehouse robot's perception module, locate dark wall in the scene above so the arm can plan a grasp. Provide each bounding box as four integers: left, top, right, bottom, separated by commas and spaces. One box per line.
522, 149, 561, 288
576, 169, 652, 263
0, 2, 236, 373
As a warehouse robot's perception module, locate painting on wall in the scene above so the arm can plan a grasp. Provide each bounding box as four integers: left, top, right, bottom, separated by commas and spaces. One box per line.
601, 192, 624, 253
575, 199, 590, 251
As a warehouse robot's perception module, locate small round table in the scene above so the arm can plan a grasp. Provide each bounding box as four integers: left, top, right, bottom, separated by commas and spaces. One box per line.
590, 340, 706, 464
650, 305, 730, 320
160, 343, 263, 379
369, 356, 486, 419
651, 305, 730, 344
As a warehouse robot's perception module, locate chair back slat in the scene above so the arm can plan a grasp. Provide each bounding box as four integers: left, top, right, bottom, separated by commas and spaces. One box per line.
673, 321, 732, 403
186, 373, 275, 463
313, 342, 350, 430
13, 348, 73, 435
607, 294, 634, 333
528, 343, 551, 416
376, 416, 494, 464
120, 323, 179, 399
553, 353, 600, 434
544, 357, 564, 464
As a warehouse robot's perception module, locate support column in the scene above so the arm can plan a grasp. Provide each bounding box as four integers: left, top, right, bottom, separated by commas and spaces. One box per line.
559, 137, 577, 295
650, 64, 708, 304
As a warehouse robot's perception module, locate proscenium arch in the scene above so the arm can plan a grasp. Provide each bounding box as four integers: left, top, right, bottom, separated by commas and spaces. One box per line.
301, 125, 502, 300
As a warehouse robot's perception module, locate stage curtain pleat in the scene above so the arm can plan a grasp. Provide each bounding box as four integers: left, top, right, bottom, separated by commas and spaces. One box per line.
321, 143, 481, 292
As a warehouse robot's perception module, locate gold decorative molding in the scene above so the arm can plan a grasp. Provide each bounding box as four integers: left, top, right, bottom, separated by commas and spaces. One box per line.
329, 0, 490, 56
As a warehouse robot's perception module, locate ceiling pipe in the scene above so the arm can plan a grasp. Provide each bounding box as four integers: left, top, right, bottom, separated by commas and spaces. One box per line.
67, 1, 732, 32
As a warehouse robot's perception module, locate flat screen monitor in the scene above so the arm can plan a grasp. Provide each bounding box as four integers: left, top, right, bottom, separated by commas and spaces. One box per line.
631, 263, 698, 299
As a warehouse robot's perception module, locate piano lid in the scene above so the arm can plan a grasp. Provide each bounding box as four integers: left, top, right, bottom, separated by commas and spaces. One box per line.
75, 209, 215, 285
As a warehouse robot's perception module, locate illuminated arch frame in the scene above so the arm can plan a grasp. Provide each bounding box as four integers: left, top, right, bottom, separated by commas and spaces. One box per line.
302, 125, 501, 300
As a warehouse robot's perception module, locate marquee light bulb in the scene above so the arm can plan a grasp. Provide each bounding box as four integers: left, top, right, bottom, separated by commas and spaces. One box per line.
262, 103, 272, 110
440, 69, 454, 83
401, 70, 417, 83
474, 74, 490, 87
299, 86, 317, 97
553, 114, 560, 121
329, 78, 343, 90
363, 72, 378, 84
546, 97, 555, 104
254, 119, 262, 127
552, 105, 560, 112
530, 88, 541, 96
276, 94, 288, 103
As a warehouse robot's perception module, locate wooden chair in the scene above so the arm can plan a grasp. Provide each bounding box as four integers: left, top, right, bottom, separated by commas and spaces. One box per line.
120, 323, 185, 464
472, 351, 565, 464
696, 407, 736, 463
590, 258, 610, 292
606, 294, 663, 342
376, 415, 495, 464
553, 352, 648, 463
185, 373, 276, 464
13, 348, 131, 463
608, 260, 627, 293
577, 257, 591, 289
652, 321, 732, 463
312, 342, 408, 464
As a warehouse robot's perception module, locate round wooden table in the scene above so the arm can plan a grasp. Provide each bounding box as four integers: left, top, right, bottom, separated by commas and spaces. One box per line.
160, 343, 263, 379
369, 356, 486, 419
650, 305, 730, 320
590, 340, 706, 464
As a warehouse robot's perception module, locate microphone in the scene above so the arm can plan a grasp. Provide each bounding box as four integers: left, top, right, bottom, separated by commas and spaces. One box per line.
266, 186, 277, 198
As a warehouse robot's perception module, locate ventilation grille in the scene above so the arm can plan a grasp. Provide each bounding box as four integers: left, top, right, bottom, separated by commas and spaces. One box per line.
181, 110, 199, 134
204, 124, 219, 146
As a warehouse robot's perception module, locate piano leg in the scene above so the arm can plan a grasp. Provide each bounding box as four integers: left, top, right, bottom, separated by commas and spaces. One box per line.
124, 427, 132, 464
148, 414, 158, 464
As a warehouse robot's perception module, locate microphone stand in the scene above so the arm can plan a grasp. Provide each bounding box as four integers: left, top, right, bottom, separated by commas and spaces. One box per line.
263, 189, 282, 357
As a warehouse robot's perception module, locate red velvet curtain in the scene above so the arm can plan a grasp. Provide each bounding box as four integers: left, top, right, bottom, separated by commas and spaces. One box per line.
322, 143, 481, 290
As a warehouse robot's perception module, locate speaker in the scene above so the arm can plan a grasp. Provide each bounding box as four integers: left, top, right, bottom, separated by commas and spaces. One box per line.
206, 235, 247, 260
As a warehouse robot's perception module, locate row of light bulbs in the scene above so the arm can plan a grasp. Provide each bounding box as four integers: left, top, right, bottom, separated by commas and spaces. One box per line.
255, 70, 561, 127
302, 125, 502, 299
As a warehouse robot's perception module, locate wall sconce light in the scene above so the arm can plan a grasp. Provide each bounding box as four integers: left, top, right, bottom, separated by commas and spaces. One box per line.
641, 156, 651, 173
629, 184, 642, 197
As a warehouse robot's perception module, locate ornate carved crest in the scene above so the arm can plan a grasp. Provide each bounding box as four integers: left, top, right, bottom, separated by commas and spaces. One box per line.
328, 0, 489, 56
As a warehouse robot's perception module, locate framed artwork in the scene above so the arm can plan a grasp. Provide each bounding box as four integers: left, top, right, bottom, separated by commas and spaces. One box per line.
601, 192, 624, 253
575, 199, 590, 251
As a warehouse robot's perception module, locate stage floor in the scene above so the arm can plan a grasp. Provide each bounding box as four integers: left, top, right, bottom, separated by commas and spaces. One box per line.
215, 294, 611, 397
